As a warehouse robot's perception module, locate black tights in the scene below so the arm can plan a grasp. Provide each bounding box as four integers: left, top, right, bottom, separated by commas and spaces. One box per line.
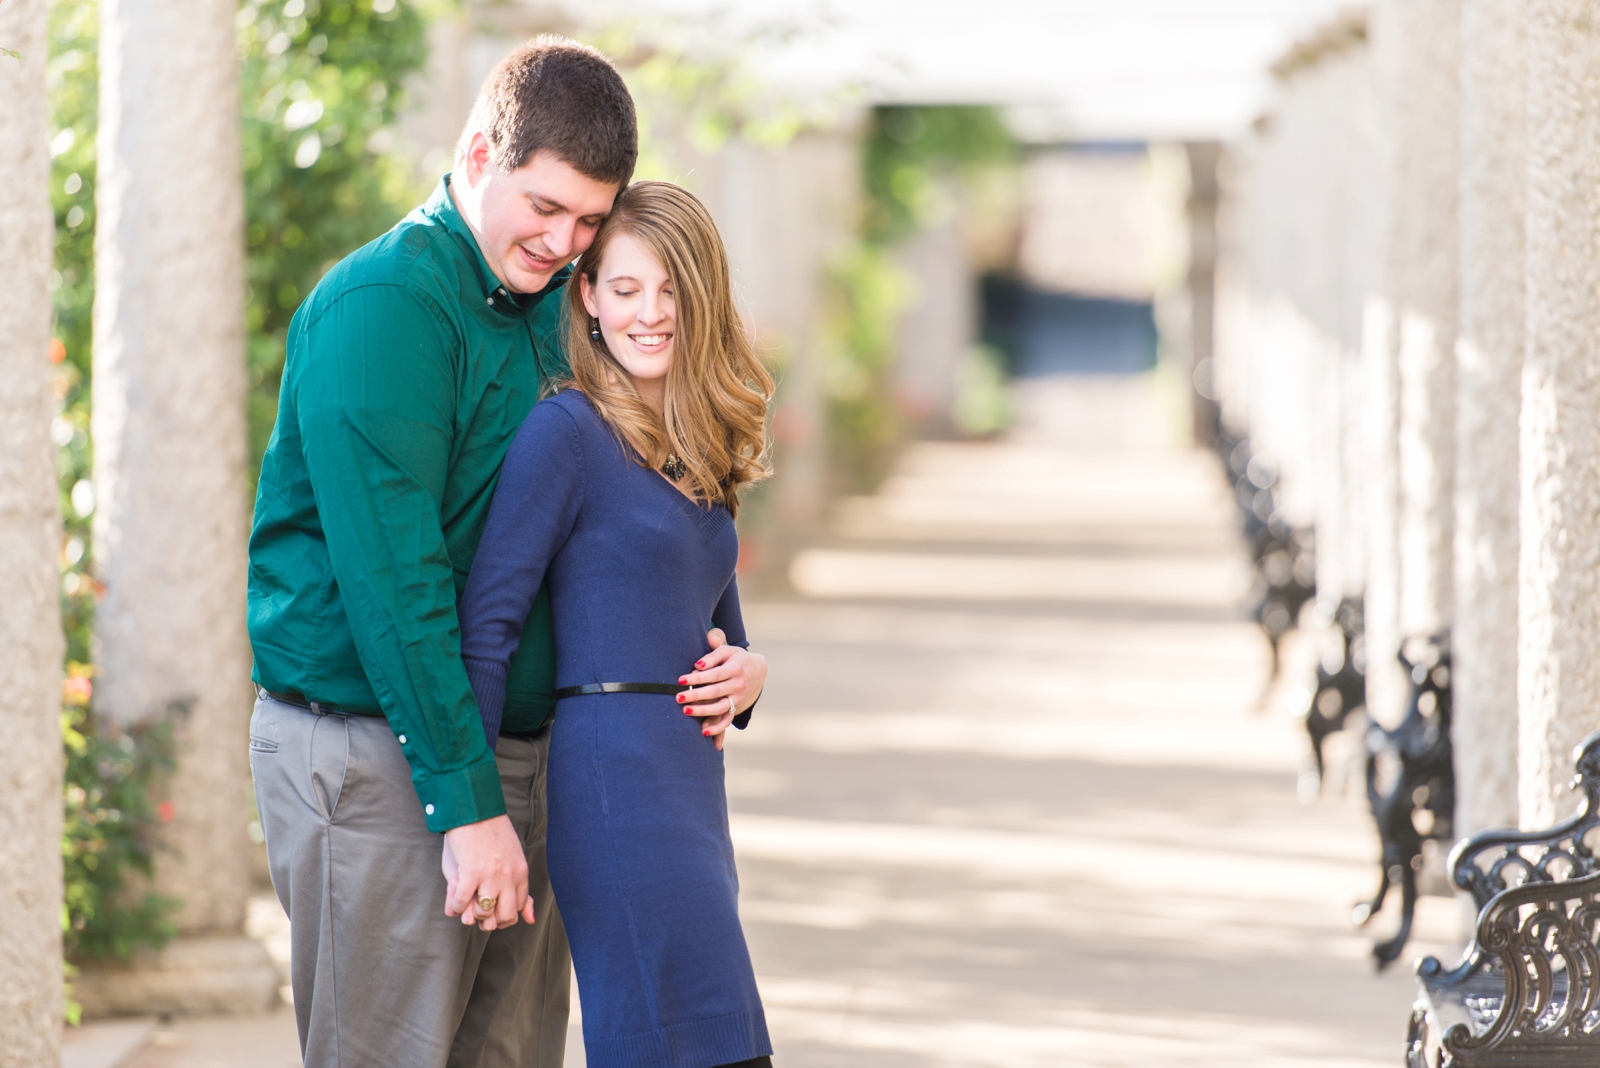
713, 1059, 773, 1068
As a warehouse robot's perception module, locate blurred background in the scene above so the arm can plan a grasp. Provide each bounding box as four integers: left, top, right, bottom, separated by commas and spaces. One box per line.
33, 1, 1493, 1066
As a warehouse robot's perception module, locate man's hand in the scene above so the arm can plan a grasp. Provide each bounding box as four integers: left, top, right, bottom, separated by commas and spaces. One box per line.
441, 814, 535, 931
678, 628, 767, 751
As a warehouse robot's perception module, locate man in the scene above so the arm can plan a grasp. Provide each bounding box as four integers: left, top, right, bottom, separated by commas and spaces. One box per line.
247, 36, 633, 1067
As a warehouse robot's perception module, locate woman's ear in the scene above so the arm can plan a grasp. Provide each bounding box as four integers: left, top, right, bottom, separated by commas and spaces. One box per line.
579, 273, 600, 319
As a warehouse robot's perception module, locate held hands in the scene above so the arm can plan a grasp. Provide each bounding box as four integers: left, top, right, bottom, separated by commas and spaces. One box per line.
677, 628, 767, 751
442, 814, 535, 932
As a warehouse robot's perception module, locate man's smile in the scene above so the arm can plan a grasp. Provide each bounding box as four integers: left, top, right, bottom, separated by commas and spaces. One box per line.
517, 243, 556, 273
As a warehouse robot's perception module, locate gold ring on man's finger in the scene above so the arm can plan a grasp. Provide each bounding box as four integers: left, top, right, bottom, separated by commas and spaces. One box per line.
477, 895, 497, 913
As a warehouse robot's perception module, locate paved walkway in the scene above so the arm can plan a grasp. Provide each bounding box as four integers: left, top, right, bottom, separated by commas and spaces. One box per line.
70, 375, 1459, 1067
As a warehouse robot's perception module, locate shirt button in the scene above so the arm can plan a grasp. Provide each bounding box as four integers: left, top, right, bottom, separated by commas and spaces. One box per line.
486, 296, 495, 306
398, 735, 406, 744
425, 804, 435, 815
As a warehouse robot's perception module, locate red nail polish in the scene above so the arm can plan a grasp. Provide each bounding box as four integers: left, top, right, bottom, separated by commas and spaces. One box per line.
683, 708, 692, 715
702, 730, 711, 737
696, 661, 706, 669
678, 676, 688, 684
676, 694, 685, 703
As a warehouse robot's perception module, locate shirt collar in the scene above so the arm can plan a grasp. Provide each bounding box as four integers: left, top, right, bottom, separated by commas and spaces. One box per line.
426, 174, 571, 315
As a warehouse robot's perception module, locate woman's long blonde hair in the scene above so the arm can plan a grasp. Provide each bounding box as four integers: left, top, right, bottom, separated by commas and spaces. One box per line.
563, 181, 773, 516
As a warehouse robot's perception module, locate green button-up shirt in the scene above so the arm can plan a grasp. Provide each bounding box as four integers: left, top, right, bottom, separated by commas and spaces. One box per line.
248, 175, 569, 832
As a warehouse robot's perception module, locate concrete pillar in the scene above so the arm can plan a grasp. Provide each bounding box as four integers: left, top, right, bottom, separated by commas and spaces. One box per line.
1453, 0, 1524, 837
1364, 0, 1461, 724
84, 0, 275, 1015
0, 0, 68, 1058
1518, 1, 1600, 828
894, 190, 974, 438
1384, 0, 1462, 645
1363, 296, 1405, 725
1185, 142, 1222, 449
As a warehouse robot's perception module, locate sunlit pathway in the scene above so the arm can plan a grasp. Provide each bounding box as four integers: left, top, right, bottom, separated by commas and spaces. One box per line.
712, 375, 1458, 1068
79, 376, 1459, 1068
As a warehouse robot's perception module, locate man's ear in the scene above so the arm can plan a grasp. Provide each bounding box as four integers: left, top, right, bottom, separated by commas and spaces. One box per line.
579, 272, 600, 319
461, 131, 493, 188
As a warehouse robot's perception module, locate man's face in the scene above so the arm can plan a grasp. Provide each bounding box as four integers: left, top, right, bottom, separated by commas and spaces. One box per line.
453, 136, 619, 294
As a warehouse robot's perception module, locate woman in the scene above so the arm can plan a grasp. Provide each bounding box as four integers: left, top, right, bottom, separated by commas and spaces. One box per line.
457, 181, 775, 1068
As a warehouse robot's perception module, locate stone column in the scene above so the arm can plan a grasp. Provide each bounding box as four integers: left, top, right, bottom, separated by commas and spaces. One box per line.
83, 0, 275, 1015
1185, 141, 1222, 449
1453, 0, 1524, 837
1518, 1, 1600, 828
1363, 295, 1405, 726
0, 0, 68, 1059
1386, 0, 1462, 646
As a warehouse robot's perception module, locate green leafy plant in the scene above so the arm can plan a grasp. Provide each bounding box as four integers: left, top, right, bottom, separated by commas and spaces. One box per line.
237, 0, 429, 473
816, 106, 1018, 486
819, 244, 913, 490
60, 666, 181, 964
48, 0, 97, 665
862, 105, 1016, 246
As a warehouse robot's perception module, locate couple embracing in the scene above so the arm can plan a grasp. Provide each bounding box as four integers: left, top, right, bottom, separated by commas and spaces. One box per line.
246, 36, 775, 1068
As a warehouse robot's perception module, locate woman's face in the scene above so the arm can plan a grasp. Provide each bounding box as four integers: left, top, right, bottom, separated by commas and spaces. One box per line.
580, 233, 676, 394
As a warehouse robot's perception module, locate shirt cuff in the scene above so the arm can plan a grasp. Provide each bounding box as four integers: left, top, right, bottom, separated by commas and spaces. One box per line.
413, 753, 506, 833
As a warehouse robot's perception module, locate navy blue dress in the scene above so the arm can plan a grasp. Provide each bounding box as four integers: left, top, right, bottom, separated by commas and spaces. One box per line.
458, 389, 770, 1068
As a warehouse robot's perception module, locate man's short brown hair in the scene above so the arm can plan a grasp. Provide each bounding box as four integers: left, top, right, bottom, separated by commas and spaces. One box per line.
456, 35, 637, 186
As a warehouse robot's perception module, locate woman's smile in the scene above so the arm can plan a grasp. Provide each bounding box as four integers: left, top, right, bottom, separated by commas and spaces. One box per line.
628, 332, 673, 353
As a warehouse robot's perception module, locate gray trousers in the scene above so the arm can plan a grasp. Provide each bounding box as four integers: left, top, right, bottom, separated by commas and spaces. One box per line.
250, 695, 571, 1068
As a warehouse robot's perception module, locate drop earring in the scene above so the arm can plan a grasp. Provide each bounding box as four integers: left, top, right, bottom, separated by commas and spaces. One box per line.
589, 317, 602, 341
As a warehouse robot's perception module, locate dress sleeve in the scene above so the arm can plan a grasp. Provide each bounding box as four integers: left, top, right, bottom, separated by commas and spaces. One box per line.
459, 400, 586, 747
295, 285, 504, 833
712, 575, 757, 729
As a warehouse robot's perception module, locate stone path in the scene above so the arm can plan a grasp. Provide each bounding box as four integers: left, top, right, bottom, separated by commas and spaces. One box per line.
70, 375, 1460, 1067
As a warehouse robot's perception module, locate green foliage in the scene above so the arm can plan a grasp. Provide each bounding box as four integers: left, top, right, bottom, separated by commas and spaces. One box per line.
238, 0, 429, 472
60, 666, 181, 964
48, 0, 97, 664
863, 105, 1016, 246
819, 245, 913, 490
586, 20, 820, 180
952, 343, 1011, 437
817, 106, 1018, 486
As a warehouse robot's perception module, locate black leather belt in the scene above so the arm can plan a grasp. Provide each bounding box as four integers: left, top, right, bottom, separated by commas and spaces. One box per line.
258, 686, 346, 714
553, 682, 689, 699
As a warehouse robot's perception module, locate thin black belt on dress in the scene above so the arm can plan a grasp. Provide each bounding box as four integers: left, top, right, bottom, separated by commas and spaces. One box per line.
554, 682, 689, 699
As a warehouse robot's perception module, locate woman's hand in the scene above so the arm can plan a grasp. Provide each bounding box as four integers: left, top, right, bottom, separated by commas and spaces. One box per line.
678, 628, 766, 750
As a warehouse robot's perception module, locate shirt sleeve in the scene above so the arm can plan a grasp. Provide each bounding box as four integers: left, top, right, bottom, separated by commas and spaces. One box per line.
293, 284, 502, 833
459, 400, 586, 748
711, 575, 757, 730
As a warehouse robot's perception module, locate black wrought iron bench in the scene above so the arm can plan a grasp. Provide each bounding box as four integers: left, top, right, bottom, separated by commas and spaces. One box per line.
1214, 432, 1316, 677
1407, 728, 1600, 1067
1356, 633, 1455, 968
1304, 596, 1366, 783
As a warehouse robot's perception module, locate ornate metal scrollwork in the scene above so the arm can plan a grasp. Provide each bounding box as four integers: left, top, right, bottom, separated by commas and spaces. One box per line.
1409, 730, 1600, 1066
1449, 730, 1600, 910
